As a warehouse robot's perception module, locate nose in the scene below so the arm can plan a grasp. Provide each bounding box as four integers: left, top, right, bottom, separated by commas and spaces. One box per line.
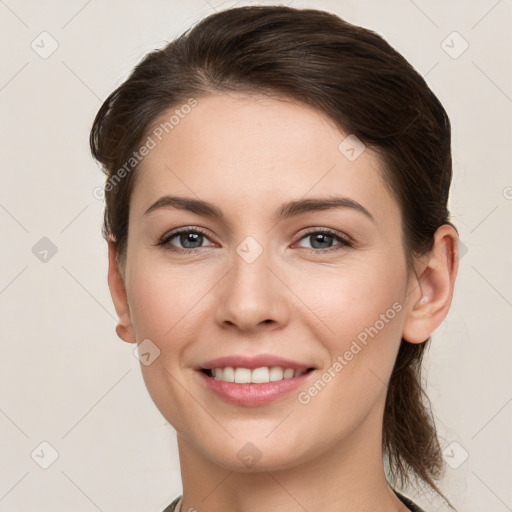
214, 240, 290, 333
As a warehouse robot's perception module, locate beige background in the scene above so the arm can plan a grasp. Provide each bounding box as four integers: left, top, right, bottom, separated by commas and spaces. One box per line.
1, 0, 511, 510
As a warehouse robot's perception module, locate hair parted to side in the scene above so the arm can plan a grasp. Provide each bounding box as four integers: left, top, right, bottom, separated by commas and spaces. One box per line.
90, 5, 456, 509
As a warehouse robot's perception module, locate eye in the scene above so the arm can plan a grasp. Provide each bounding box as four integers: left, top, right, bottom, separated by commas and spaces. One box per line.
156, 226, 352, 254
157, 227, 215, 253
295, 228, 352, 253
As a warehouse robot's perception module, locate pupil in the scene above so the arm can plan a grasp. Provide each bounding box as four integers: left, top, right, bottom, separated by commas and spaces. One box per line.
312, 233, 332, 249
182, 233, 201, 248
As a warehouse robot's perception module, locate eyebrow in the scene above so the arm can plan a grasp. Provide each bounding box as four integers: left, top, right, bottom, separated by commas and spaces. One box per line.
143, 195, 375, 223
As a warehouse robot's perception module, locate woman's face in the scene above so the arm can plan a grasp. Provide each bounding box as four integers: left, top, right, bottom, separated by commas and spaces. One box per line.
118, 93, 418, 471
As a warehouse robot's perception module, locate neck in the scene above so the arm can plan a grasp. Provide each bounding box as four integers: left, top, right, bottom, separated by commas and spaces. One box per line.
175, 397, 406, 512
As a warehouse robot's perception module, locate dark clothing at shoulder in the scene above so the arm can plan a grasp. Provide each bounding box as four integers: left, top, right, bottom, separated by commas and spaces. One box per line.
393, 488, 426, 512
162, 489, 426, 512
162, 495, 181, 512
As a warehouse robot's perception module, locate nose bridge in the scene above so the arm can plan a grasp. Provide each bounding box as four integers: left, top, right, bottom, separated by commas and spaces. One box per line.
215, 234, 287, 330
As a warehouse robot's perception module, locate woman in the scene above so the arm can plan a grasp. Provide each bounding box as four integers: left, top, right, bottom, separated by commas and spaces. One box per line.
90, 5, 459, 511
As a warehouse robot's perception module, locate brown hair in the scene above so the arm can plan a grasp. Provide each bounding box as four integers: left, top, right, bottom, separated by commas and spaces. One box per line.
90, 5, 456, 508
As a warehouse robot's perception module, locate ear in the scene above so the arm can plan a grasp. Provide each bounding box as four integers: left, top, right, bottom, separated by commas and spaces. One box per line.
107, 239, 136, 344
402, 224, 459, 344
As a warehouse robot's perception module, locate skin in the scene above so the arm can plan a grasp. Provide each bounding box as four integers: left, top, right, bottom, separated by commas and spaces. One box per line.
108, 93, 459, 512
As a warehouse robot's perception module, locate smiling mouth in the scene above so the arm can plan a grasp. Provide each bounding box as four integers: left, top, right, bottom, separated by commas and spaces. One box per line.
199, 367, 315, 384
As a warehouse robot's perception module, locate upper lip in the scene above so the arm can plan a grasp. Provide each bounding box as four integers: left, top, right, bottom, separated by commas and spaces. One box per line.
196, 354, 314, 371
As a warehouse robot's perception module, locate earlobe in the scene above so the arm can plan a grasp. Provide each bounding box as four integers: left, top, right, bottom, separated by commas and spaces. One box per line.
402, 224, 459, 344
107, 240, 136, 344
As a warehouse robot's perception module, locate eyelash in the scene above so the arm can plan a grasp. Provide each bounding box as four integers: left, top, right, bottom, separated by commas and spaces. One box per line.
156, 226, 353, 255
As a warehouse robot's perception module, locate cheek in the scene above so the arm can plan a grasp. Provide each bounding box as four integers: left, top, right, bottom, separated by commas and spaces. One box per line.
290, 259, 406, 433
289, 252, 407, 405
290, 254, 406, 341
125, 256, 212, 427
126, 253, 212, 342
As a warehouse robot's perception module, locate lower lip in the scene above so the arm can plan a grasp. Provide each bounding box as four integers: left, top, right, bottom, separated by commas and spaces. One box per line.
197, 370, 315, 407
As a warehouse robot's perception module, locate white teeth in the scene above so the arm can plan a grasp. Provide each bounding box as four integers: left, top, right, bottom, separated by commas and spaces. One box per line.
251, 367, 269, 383
210, 366, 309, 383
234, 368, 252, 383
222, 366, 235, 382
269, 367, 284, 381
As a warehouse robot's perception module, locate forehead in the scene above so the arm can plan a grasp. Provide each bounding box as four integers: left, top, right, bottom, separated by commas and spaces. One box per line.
130, 93, 399, 225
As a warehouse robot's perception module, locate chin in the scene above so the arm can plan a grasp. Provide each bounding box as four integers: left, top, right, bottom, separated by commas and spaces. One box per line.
202, 438, 313, 473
